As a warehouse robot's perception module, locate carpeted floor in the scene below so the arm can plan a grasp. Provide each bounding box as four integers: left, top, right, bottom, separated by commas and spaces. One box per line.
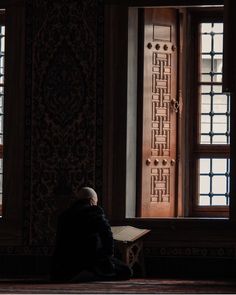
0, 279, 236, 294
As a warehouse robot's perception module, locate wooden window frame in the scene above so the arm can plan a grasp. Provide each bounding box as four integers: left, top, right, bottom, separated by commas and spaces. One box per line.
0, 1, 25, 245
103, 0, 236, 225
0, 10, 5, 215
188, 9, 230, 217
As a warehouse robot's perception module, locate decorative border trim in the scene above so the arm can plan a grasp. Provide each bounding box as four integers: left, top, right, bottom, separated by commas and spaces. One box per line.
144, 246, 235, 258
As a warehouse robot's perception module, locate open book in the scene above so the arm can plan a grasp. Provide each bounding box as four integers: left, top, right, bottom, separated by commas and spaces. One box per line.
111, 225, 150, 242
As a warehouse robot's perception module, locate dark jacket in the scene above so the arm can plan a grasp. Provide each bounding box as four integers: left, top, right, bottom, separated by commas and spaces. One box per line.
51, 200, 114, 281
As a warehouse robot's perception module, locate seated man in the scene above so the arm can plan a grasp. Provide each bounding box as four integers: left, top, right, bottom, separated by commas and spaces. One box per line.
51, 187, 132, 282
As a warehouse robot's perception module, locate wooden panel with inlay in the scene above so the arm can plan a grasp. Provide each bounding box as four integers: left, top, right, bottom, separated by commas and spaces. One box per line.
140, 8, 178, 217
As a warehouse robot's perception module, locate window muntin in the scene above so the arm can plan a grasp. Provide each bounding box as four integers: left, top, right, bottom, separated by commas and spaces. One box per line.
196, 21, 230, 210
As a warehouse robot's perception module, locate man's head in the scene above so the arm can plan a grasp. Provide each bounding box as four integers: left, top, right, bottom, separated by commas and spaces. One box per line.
76, 187, 98, 206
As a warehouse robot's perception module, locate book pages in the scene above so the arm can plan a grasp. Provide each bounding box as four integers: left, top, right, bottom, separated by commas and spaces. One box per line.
111, 225, 150, 242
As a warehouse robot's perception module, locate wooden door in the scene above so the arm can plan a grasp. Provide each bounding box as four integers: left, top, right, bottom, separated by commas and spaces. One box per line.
140, 8, 178, 217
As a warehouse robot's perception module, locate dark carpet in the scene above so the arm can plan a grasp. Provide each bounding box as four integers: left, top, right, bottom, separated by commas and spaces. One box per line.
0, 279, 236, 294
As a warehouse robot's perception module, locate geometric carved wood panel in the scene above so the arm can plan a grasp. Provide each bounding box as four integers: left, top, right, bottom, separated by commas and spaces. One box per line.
151, 168, 170, 202
151, 53, 171, 156
151, 53, 171, 203
140, 8, 178, 217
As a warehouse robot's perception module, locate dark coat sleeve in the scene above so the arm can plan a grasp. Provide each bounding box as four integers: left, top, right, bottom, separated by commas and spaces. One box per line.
92, 206, 114, 257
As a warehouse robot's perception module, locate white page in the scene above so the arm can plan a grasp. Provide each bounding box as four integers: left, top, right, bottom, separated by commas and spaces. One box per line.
111, 226, 150, 242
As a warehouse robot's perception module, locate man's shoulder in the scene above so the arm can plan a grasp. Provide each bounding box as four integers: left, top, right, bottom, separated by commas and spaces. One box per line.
58, 204, 105, 222
89, 205, 104, 215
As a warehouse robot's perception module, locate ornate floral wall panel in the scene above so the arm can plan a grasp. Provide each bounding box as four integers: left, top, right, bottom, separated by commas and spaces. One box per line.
24, 0, 103, 245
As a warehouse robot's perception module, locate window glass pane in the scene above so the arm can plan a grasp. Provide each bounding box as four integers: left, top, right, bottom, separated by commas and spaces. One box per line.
201, 74, 211, 82
200, 176, 210, 194
212, 196, 227, 206
201, 35, 211, 53
0, 70, 3, 84
213, 34, 223, 52
201, 56, 211, 82
201, 23, 223, 34
212, 59, 223, 83
201, 85, 211, 93
200, 135, 210, 144
201, 95, 211, 113
212, 158, 226, 173
201, 23, 212, 33
199, 195, 210, 206
213, 115, 227, 129
200, 114, 211, 142
201, 55, 211, 72
198, 158, 230, 206
213, 95, 227, 113
201, 123, 211, 133
212, 123, 227, 133
212, 135, 227, 144
213, 115, 227, 125
200, 158, 210, 173
213, 73, 222, 83
212, 176, 226, 194
213, 85, 223, 93
212, 23, 223, 33
201, 114, 210, 123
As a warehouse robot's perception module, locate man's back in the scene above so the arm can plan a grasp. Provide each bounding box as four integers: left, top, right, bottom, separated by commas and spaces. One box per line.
51, 200, 114, 281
